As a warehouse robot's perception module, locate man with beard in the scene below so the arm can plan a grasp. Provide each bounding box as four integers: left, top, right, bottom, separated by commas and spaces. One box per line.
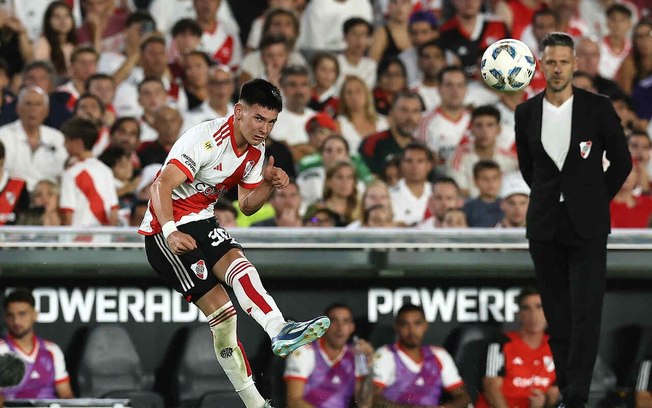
0, 289, 74, 401
359, 91, 423, 175
372, 304, 471, 407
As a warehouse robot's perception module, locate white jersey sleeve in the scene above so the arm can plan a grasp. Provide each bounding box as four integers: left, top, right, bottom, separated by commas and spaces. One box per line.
283, 344, 316, 381
240, 145, 265, 189
58, 169, 77, 212
44, 341, 69, 383
432, 346, 463, 390
372, 345, 396, 388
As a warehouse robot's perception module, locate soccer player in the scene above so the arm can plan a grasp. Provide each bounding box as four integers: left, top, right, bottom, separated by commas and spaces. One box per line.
372, 303, 471, 407
138, 79, 330, 408
476, 287, 559, 408
0, 289, 74, 401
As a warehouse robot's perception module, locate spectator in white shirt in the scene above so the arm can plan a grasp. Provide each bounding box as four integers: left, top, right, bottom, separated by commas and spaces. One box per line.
400, 10, 440, 85
418, 177, 463, 229
297, 0, 373, 53
183, 64, 235, 131
240, 34, 291, 89
246, 0, 297, 51
194, 0, 242, 69
0, 86, 66, 191
410, 40, 447, 112
59, 117, 118, 226
337, 18, 377, 91
389, 142, 434, 226
338, 75, 389, 153
271, 65, 316, 160
136, 77, 169, 143
598, 4, 634, 80
56, 46, 98, 102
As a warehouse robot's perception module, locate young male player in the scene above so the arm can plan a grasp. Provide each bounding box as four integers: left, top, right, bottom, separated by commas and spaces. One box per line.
138, 79, 330, 408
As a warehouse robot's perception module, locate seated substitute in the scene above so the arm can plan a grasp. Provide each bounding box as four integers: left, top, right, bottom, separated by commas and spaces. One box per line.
373, 303, 471, 407
0, 289, 74, 401
284, 303, 375, 408
477, 287, 559, 408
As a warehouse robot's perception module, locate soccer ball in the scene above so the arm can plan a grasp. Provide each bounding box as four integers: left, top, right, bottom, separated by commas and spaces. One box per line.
480, 39, 536, 93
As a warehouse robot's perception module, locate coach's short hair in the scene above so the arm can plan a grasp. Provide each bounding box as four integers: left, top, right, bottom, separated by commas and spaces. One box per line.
61, 117, 99, 151
239, 79, 283, 112
542, 32, 575, 49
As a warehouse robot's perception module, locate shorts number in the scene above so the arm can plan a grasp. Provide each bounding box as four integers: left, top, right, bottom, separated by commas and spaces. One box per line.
208, 228, 232, 247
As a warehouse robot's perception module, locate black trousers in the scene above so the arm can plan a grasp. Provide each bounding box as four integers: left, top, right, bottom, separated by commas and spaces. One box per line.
528, 203, 607, 407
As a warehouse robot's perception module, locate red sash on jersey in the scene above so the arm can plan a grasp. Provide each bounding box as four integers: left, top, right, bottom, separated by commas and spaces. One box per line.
75, 170, 110, 225
0, 178, 25, 225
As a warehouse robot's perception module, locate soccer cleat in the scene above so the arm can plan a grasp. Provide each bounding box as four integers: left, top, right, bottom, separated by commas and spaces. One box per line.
271, 316, 331, 358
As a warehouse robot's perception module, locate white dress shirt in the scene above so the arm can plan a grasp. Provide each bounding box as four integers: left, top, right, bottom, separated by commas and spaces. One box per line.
541, 96, 574, 201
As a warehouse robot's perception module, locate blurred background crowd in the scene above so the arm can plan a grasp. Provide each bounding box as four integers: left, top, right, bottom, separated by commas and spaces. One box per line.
0, 0, 651, 230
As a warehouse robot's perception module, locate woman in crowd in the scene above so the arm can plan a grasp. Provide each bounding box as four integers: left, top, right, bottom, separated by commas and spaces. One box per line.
618, 18, 652, 94
308, 52, 340, 117
307, 160, 360, 227
17, 180, 61, 226
369, 0, 412, 62
350, 179, 394, 228
33, 1, 76, 77
338, 75, 388, 152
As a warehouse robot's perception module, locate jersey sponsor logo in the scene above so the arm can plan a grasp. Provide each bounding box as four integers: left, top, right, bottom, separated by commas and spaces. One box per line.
181, 154, 197, 172
512, 375, 551, 388
191, 260, 207, 280
193, 182, 220, 198
512, 356, 524, 365
204, 141, 213, 151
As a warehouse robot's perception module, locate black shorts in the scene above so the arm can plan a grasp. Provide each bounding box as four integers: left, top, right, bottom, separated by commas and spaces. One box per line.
144, 218, 242, 303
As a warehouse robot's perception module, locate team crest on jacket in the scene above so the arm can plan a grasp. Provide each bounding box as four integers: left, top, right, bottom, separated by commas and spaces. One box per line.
579, 141, 592, 159
191, 260, 207, 280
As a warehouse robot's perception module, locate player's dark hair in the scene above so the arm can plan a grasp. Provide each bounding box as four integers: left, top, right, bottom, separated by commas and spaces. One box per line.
85, 73, 114, 92
172, 18, 203, 38
532, 8, 559, 25
71, 46, 98, 64
61, 117, 99, 151
324, 303, 353, 317
280, 64, 310, 86
259, 33, 290, 51
473, 159, 501, 179
110, 117, 141, 139
74, 93, 105, 115
606, 3, 632, 19
516, 286, 540, 309
320, 134, 350, 154
4, 288, 35, 309
391, 90, 425, 112
542, 32, 575, 50
99, 145, 129, 168
471, 105, 501, 123
396, 303, 426, 321
140, 35, 165, 53
239, 79, 283, 112
214, 198, 238, 221
418, 40, 444, 58
343, 17, 372, 36
0, 141, 4, 160
137, 76, 165, 93
438, 65, 467, 84
402, 142, 434, 163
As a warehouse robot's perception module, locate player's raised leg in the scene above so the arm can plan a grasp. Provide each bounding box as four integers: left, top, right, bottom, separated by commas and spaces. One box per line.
215, 249, 331, 358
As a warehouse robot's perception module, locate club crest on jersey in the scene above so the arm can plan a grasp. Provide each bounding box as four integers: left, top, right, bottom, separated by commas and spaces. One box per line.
543, 356, 555, 372
579, 141, 592, 159
244, 160, 255, 176
191, 260, 207, 280
5, 192, 15, 206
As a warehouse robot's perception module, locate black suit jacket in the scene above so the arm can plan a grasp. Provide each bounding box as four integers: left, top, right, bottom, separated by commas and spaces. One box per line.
515, 87, 632, 241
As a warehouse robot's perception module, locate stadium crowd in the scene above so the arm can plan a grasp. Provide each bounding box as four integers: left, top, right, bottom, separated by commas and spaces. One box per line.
0, 0, 651, 231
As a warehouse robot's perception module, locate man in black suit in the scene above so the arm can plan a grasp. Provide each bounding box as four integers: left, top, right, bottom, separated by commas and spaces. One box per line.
515, 33, 632, 408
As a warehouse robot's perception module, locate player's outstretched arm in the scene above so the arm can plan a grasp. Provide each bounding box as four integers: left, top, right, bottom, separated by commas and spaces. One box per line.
239, 156, 289, 216
150, 164, 197, 254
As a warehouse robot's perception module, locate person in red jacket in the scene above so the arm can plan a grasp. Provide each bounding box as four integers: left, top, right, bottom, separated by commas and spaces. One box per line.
0, 141, 29, 225
477, 287, 559, 408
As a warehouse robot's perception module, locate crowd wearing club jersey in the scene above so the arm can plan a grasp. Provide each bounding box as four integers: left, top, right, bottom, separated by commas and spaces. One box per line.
0, 0, 651, 232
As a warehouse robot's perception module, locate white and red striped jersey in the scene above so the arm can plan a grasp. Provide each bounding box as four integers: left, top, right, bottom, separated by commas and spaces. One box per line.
138, 115, 264, 235
199, 22, 243, 71
417, 107, 471, 165
59, 157, 118, 227
599, 37, 632, 80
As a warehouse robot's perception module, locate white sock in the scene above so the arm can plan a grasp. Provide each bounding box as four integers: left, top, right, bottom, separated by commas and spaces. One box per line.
224, 258, 286, 338
208, 302, 265, 408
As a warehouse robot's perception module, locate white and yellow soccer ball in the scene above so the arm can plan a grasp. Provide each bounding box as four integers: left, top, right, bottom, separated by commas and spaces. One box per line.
480, 39, 536, 93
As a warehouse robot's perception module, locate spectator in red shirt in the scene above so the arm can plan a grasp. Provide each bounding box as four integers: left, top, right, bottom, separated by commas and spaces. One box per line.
610, 165, 652, 228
